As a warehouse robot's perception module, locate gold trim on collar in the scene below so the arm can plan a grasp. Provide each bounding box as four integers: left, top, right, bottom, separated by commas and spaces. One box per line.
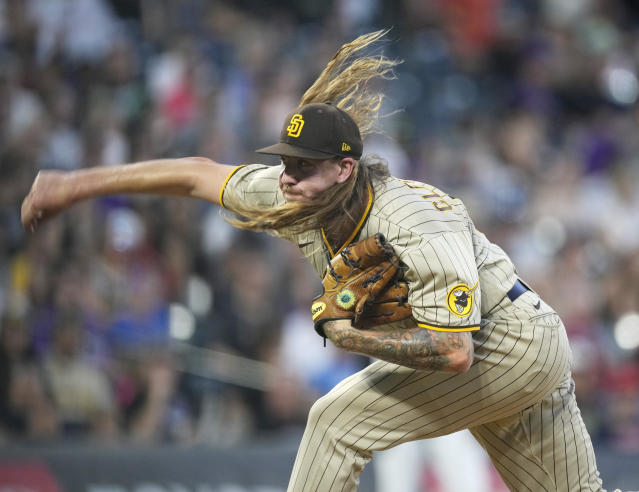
321, 183, 373, 258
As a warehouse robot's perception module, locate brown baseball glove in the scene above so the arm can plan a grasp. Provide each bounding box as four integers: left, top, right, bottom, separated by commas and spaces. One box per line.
311, 233, 412, 338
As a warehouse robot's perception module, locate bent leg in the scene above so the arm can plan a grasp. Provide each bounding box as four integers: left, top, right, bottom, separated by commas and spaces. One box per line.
287, 318, 571, 492
470, 377, 604, 492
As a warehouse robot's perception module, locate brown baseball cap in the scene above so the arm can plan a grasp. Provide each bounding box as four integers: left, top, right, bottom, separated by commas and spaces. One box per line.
256, 103, 363, 160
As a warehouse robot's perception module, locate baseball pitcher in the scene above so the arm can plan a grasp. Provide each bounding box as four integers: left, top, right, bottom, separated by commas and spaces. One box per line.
21, 31, 621, 492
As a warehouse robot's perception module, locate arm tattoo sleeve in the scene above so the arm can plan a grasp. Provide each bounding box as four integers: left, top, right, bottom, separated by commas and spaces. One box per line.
327, 324, 473, 372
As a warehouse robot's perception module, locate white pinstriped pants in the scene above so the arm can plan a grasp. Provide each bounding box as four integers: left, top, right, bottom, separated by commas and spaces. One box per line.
287, 291, 605, 491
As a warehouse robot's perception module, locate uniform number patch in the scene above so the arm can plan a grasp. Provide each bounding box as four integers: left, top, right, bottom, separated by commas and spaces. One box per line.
446, 283, 475, 317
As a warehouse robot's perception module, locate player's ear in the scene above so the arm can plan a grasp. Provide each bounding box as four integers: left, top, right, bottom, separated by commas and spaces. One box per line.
335, 157, 355, 184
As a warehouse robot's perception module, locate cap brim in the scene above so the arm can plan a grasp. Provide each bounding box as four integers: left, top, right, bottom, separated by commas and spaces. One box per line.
255, 142, 335, 160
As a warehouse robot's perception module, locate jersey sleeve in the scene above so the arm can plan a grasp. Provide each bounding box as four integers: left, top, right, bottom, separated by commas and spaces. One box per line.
219, 164, 284, 212
400, 231, 481, 332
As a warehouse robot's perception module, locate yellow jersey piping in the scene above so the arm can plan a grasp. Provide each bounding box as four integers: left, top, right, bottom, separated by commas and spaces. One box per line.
218, 165, 247, 208
416, 322, 480, 332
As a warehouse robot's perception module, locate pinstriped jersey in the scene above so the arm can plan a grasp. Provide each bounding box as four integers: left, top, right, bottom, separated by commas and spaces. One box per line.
220, 164, 520, 332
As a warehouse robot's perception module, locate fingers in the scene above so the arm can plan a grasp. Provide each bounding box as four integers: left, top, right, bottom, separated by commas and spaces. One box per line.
21, 172, 52, 232
26, 214, 41, 233
30, 210, 43, 232
21, 197, 34, 230
21, 199, 34, 231
21, 192, 45, 232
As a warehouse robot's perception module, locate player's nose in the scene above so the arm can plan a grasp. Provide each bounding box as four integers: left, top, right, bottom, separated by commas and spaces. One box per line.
280, 169, 299, 185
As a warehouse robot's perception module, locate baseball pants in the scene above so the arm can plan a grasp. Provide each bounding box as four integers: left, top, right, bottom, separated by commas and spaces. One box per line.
287, 291, 605, 491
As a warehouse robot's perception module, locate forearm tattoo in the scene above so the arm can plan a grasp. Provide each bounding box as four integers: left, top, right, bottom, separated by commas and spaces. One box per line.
326, 324, 473, 372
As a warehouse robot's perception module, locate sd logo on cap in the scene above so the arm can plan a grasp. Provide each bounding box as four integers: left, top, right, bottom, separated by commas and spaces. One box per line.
256, 103, 363, 160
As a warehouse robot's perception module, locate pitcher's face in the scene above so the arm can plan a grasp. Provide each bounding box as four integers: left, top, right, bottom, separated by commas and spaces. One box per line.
279, 156, 353, 202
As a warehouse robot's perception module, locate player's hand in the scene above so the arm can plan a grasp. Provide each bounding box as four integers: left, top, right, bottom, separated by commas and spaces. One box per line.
21, 170, 75, 232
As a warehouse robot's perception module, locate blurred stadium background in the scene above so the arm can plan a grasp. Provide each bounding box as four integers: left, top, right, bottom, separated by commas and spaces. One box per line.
1, 0, 638, 490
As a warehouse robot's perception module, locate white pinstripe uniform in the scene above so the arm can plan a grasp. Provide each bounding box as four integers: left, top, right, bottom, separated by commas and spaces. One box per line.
220, 164, 606, 492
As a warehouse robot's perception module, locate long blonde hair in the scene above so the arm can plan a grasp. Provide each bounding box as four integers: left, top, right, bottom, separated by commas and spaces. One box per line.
229, 30, 401, 236
299, 29, 399, 139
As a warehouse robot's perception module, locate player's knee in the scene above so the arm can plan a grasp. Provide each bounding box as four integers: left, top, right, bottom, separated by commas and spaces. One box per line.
306, 390, 355, 443
307, 392, 336, 429
306, 392, 369, 455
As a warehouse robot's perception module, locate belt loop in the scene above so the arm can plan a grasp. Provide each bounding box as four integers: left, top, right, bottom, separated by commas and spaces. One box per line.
507, 279, 529, 302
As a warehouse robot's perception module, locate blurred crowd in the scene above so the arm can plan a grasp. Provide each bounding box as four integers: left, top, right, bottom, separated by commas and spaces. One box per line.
0, 0, 638, 456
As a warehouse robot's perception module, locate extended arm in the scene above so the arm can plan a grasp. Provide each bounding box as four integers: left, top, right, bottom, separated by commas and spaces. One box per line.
21, 157, 236, 231
323, 319, 474, 373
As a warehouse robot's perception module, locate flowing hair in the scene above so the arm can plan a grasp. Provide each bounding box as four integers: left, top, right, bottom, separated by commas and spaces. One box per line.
228, 30, 401, 236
